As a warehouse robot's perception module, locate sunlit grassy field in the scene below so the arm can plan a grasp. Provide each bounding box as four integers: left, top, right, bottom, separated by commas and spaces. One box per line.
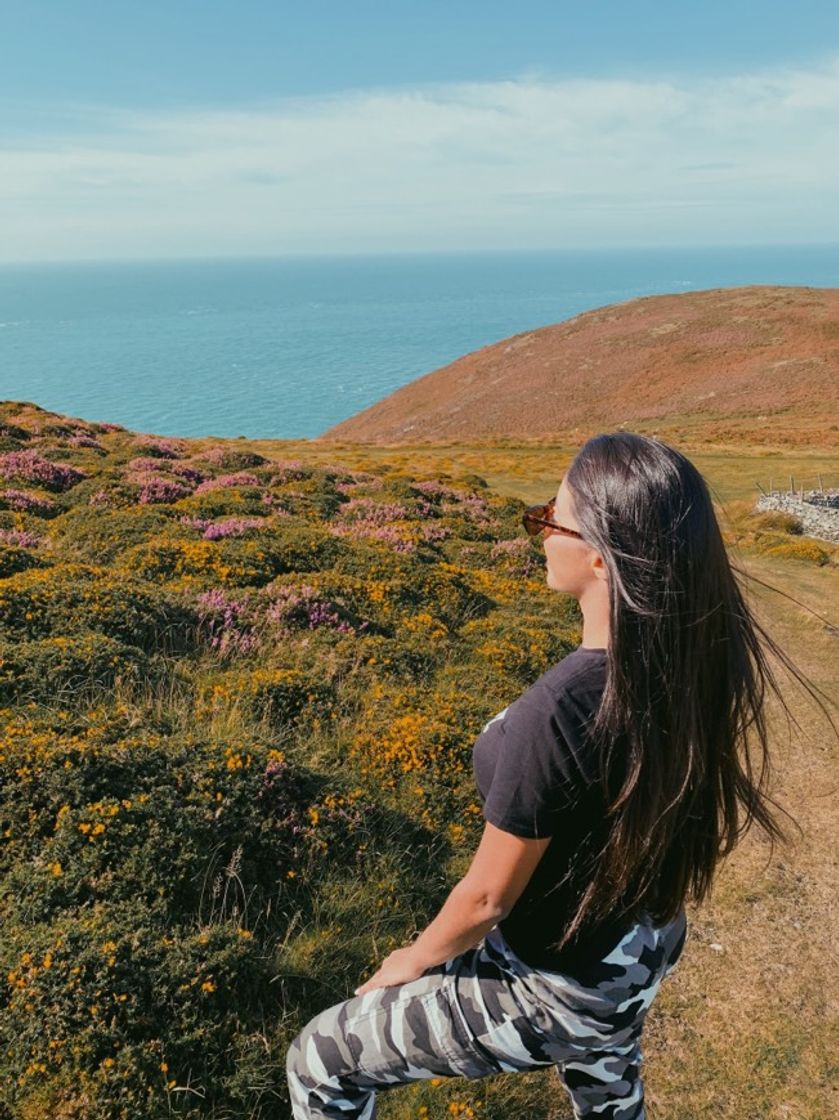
0, 401, 836, 1119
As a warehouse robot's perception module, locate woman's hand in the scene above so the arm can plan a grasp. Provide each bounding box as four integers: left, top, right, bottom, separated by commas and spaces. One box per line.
354, 945, 428, 996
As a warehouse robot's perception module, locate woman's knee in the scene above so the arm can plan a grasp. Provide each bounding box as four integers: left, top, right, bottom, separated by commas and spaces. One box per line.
287, 1007, 349, 1082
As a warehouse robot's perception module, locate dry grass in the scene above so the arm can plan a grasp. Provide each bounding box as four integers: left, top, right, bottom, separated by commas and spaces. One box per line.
640, 549, 839, 1120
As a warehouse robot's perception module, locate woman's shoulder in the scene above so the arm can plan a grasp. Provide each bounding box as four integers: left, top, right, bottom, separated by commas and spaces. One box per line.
536, 646, 607, 698
509, 647, 606, 721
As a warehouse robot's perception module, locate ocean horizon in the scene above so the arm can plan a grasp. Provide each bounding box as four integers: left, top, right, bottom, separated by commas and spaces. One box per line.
2, 244, 838, 441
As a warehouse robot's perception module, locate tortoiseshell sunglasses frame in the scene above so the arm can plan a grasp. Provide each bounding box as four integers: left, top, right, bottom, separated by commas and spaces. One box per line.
522, 496, 584, 540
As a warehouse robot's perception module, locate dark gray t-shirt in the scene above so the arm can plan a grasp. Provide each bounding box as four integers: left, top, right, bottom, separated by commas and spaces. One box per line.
472, 645, 635, 970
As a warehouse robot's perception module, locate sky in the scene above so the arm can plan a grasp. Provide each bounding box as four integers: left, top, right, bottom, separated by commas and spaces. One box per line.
2, 1, 839, 263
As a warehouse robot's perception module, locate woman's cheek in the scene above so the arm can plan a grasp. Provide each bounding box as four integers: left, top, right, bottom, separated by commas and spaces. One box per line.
545, 555, 563, 590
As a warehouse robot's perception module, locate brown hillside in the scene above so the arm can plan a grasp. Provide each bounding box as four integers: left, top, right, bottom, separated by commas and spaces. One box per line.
317, 286, 839, 447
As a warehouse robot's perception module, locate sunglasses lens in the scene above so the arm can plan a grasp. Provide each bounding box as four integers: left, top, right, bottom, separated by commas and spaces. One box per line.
522, 504, 548, 537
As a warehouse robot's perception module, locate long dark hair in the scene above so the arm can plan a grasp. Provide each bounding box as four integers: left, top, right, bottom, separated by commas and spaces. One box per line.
552, 432, 836, 947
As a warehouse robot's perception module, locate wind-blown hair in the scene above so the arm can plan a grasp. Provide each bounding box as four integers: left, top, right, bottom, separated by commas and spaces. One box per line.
551, 432, 834, 949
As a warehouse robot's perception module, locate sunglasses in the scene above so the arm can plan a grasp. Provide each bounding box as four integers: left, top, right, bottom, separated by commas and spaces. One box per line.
522, 497, 584, 540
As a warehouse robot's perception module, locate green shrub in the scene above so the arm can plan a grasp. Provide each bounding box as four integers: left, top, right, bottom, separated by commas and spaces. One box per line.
0, 712, 385, 1118
173, 488, 269, 519
0, 408, 607, 1117
0, 545, 48, 578
194, 448, 268, 470
763, 538, 832, 565
119, 526, 348, 588
48, 505, 177, 563
332, 550, 493, 630
0, 902, 277, 1119
194, 666, 334, 728
0, 565, 198, 654
460, 612, 580, 686
267, 475, 344, 519
752, 510, 804, 534
0, 632, 155, 704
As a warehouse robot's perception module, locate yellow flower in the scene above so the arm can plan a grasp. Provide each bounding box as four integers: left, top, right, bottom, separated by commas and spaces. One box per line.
201, 980, 216, 993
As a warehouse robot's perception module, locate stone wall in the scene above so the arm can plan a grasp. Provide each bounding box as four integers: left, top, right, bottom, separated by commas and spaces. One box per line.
754, 489, 839, 544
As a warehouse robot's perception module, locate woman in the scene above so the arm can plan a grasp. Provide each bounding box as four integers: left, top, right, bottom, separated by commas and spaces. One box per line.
286, 432, 816, 1120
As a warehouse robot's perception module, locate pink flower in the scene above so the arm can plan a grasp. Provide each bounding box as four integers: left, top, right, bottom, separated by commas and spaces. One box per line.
329, 520, 417, 552
265, 584, 364, 634
195, 588, 259, 655
68, 434, 105, 450
137, 477, 192, 504
194, 472, 261, 493
0, 450, 87, 492
201, 518, 265, 540
491, 537, 542, 575
0, 528, 42, 548
132, 436, 189, 459
0, 488, 56, 514
337, 499, 410, 525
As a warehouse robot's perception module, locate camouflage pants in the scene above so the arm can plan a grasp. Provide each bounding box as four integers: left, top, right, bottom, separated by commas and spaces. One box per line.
286, 910, 687, 1119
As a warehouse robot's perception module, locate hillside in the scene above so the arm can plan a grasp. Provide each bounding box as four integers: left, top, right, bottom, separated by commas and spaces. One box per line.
317, 285, 839, 447
0, 400, 836, 1119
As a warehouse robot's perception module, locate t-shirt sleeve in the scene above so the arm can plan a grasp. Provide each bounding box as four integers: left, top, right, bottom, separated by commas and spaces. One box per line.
481, 684, 580, 839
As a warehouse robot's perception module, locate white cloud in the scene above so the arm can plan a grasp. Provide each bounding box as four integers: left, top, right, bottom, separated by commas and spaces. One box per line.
2, 56, 839, 261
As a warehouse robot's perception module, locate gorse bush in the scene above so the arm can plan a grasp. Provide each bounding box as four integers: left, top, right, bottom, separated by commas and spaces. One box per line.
762, 537, 831, 565
0, 544, 47, 578
47, 506, 178, 563
0, 633, 157, 705
117, 524, 349, 588
0, 565, 198, 654
0, 401, 583, 1120
193, 666, 335, 728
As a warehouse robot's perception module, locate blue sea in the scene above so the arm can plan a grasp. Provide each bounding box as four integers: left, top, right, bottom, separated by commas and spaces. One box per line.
1, 245, 837, 440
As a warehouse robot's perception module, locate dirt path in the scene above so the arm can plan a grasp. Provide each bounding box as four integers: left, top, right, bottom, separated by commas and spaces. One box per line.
641, 552, 838, 1119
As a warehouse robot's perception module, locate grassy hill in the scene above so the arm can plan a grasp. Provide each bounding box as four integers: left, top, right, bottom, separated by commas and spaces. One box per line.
0, 399, 836, 1120
319, 286, 839, 448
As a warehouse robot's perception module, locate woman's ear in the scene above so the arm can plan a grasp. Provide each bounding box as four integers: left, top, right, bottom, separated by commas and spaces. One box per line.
590, 551, 608, 581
